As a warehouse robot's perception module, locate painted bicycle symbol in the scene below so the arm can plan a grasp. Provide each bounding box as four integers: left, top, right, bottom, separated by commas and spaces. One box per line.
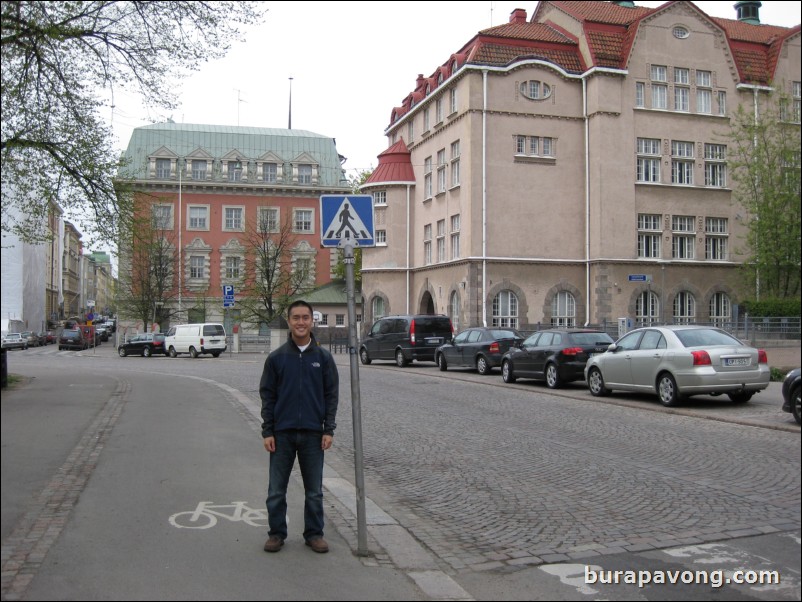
169, 501, 269, 529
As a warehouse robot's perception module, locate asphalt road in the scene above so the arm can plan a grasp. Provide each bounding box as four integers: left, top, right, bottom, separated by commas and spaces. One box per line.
1, 344, 799, 601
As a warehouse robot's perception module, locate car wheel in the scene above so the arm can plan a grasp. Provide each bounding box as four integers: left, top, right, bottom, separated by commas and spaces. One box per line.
143, 347, 152, 358
118, 347, 127, 357
587, 367, 610, 397
476, 355, 492, 375
727, 391, 753, 403
359, 347, 372, 365
502, 360, 516, 383
212, 352, 221, 358
169, 347, 177, 358
792, 386, 802, 425
545, 363, 562, 389
437, 353, 448, 371
657, 373, 680, 407
189, 347, 198, 359
395, 349, 409, 367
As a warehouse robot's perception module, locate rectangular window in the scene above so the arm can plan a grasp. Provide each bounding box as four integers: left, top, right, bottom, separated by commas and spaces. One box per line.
408, 120, 414, 143
705, 217, 729, 260
435, 98, 443, 123
696, 70, 711, 87
298, 164, 312, 184
423, 107, 430, 131
336, 314, 345, 326
373, 191, 387, 206
637, 213, 661, 258
672, 141, 694, 185
651, 65, 667, 81
652, 84, 668, 109
517, 136, 554, 157
675, 86, 689, 112
635, 82, 645, 107
450, 141, 460, 187
224, 207, 244, 230
320, 314, 328, 326
155, 158, 171, 179
437, 219, 446, 262
697, 88, 712, 114
375, 229, 387, 245
437, 149, 446, 193
450, 88, 457, 114
263, 163, 277, 183
636, 138, 661, 183
704, 143, 727, 187
717, 91, 727, 116
794, 81, 801, 123
188, 206, 207, 229
672, 215, 696, 259
225, 256, 240, 279
424, 156, 432, 198
674, 67, 689, 85
423, 224, 432, 265
451, 214, 460, 259
228, 161, 243, 182
516, 135, 526, 154
192, 160, 207, 180
190, 256, 204, 279
258, 207, 279, 233
294, 209, 313, 232
152, 204, 172, 229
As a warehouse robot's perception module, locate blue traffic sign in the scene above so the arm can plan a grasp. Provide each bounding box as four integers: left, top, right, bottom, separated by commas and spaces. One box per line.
320, 195, 375, 248
223, 285, 235, 296
628, 274, 651, 282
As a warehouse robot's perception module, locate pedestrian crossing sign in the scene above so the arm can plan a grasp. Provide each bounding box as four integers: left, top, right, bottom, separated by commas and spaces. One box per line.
320, 195, 375, 248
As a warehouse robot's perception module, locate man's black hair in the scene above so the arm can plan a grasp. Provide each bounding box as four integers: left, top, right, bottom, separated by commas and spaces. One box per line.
288, 299, 314, 317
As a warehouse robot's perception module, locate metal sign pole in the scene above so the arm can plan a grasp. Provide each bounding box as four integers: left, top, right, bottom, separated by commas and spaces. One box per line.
344, 240, 368, 556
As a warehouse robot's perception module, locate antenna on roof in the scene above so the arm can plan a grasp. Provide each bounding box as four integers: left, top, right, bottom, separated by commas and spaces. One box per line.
288, 77, 294, 130
234, 89, 248, 126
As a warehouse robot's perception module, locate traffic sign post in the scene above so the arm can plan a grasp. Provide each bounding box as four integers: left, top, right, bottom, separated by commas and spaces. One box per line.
320, 195, 375, 248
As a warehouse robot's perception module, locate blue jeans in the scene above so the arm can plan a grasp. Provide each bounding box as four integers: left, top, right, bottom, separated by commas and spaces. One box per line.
266, 430, 325, 542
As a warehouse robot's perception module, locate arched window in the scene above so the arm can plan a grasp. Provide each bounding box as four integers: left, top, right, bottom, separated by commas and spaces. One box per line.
709, 292, 731, 327
673, 291, 696, 324
492, 290, 518, 328
449, 291, 460, 331
552, 291, 576, 327
372, 297, 385, 322
635, 291, 659, 327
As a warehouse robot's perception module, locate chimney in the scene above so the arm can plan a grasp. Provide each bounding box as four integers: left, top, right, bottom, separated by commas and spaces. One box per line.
509, 8, 527, 24
734, 1, 761, 24
416, 74, 425, 89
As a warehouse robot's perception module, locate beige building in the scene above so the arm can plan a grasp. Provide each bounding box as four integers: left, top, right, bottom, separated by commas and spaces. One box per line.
62, 221, 83, 318
360, 0, 800, 333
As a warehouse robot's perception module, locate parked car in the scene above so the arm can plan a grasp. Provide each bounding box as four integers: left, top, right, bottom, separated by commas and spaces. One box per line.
118, 333, 167, 357
781, 368, 801, 425
584, 325, 770, 407
502, 329, 615, 388
45, 330, 57, 344
436, 327, 523, 375
2, 333, 28, 350
96, 326, 110, 342
21, 331, 39, 347
59, 329, 87, 350
36, 331, 47, 346
164, 323, 226, 358
359, 314, 453, 366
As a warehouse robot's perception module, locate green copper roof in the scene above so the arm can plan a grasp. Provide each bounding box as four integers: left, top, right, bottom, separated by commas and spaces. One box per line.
119, 122, 348, 188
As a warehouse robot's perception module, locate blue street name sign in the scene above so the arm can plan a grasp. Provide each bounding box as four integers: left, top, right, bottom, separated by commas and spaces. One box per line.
320, 195, 375, 248
628, 274, 651, 282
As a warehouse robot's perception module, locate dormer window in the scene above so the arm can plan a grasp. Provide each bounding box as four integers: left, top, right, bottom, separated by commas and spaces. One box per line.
451, 60, 458, 74
520, 80, 552, 101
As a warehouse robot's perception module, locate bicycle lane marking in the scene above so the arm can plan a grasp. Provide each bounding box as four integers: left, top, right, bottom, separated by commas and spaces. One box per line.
0, 377, 131, 601
169, 501, 270, 529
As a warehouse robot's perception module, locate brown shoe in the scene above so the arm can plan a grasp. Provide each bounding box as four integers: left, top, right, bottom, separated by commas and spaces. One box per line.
305, 537, 329, 553
263, 535, 284, 553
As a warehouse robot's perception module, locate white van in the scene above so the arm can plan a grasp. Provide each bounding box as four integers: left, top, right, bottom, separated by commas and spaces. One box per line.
164, 323, 227, 358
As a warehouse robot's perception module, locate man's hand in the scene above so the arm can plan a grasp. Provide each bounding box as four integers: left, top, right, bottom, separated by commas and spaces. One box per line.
263, 436, 275, 452
322, 435, 333, 450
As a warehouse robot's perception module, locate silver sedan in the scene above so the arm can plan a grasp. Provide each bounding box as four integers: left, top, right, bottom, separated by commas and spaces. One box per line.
584, 325, 770, 407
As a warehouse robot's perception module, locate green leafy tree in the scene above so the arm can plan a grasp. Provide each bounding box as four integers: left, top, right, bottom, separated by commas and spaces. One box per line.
728, 87, 801, 300
1, 1, 265, 244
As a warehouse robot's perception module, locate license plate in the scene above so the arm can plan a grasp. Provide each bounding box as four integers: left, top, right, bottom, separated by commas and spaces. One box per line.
724, 358, 750, 367
427, 338, 442, 345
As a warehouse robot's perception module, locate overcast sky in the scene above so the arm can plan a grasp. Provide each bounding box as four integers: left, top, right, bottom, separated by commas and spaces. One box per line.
106, 1, 800, 181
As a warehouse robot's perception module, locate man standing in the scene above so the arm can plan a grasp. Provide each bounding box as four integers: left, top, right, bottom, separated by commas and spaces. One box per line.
260, 300, 339, 553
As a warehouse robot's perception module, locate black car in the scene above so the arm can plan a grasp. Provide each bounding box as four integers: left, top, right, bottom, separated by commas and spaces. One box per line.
359, 314, 453, 366
435, 327, 524, 375
502, 329, 614, 388
118, 333, 167, 357
781, 368, 801, 425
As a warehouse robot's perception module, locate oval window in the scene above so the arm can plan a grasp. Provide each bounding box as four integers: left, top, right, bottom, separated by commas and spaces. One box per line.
673, 26, 689, 39
520, 80, 552, 100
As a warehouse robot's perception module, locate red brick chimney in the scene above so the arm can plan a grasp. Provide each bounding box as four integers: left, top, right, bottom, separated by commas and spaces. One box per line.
509, 8, 527, 24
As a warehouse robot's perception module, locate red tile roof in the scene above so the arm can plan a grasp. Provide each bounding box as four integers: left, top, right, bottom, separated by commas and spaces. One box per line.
364, 139, 415, 185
